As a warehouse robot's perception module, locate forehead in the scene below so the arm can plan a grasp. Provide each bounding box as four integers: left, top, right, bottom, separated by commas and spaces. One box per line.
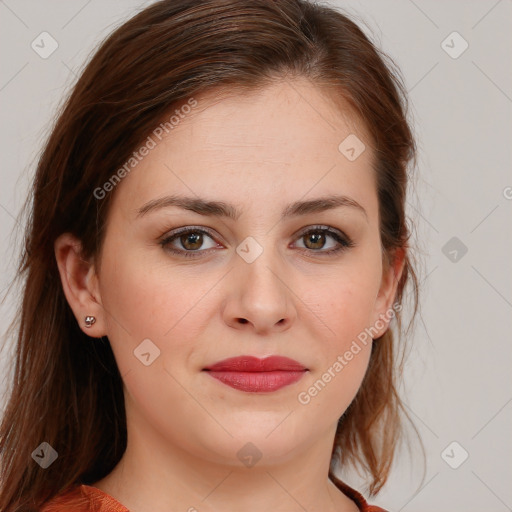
109, 78, 377, 220
179, 79, 368, 158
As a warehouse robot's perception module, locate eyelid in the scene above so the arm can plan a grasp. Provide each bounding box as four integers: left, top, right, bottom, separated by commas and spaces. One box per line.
161, 225, 218, 241
294, 224, 349, 242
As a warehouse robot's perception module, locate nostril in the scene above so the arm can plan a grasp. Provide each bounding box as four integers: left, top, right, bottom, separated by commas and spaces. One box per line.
238, 318, 248, 324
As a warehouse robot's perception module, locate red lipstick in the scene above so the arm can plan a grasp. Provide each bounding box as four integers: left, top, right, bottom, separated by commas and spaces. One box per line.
203, 355, 307, 392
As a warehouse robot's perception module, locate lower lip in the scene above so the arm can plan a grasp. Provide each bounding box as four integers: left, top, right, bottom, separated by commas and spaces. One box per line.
205, 370, 306, 392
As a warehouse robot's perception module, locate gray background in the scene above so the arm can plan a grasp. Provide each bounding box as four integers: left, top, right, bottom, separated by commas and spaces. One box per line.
0, 1, 511, 510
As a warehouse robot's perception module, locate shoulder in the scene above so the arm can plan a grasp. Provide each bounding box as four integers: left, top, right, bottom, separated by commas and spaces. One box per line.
330, 473, 389, 512
40, 484, 130, 512
40, 485, 89, 512
41, 480, 388, 512
366, 505, 389, 512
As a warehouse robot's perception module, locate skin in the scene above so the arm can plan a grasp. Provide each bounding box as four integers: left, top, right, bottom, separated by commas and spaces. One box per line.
55, 78, 404, 512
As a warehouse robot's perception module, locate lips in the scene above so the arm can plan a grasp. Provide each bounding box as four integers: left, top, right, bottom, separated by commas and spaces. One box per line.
204, 355, 307, 372
203, 355, 307, 392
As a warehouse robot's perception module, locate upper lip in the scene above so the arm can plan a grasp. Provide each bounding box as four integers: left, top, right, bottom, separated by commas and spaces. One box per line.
203, 355, 307, 372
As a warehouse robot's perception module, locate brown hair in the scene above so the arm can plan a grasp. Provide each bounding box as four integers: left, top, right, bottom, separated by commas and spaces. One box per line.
0, 0, 422, 509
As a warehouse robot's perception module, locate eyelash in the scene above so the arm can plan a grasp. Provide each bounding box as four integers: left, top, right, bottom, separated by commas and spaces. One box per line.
159, 225, 355, 259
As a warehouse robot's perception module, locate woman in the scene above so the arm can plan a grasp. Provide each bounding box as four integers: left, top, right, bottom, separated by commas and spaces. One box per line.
0, 0, 422, 511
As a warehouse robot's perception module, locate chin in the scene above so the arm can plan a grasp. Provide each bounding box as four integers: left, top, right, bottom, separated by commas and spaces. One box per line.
186, 416, 313, 468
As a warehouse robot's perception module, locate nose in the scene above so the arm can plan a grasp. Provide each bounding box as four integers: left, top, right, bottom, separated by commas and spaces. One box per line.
222, 254, 297, 336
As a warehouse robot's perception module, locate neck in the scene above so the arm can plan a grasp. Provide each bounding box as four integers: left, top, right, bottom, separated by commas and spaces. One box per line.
93, 412, 359, 512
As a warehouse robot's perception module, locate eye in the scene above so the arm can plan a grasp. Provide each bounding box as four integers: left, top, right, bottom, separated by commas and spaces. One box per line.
159, 225, 355, 259
160, 227, 219, 258
293, 225, 355, 256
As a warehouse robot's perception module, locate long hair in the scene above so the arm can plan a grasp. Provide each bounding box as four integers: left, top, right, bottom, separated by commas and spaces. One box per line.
0, 1, 422, 509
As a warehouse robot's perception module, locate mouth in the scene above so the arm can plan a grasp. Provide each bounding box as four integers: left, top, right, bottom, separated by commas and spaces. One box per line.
202, 355, 308, 393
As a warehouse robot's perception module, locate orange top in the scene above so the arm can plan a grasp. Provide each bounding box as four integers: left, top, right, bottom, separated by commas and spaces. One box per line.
41, 477, 388, 512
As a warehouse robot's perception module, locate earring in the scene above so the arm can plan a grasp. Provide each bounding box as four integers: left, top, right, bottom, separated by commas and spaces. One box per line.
84, 315, 96, 328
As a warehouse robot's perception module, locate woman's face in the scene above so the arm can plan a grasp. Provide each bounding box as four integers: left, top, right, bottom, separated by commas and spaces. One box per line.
91, 79, 401, 467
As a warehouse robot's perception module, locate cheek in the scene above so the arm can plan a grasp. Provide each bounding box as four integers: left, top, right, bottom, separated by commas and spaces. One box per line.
314, 284, 374, 366
294, 265, 380, 412
97, 243, 198, 372
296, 283, 375, 420
303, 265, 381, 348
97, 243, 230, 389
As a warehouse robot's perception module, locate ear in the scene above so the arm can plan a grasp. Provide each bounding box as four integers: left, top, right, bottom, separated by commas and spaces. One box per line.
54, 233, 106, 338
369, 247, 406, 339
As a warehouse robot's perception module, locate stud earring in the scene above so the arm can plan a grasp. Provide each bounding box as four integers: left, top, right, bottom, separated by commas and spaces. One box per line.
84, 316, 96, 328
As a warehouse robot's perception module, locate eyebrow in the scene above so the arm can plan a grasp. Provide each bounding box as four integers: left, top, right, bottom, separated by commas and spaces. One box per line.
135, 194, 368, 222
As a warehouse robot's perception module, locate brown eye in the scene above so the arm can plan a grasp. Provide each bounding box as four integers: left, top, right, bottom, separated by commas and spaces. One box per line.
160, 227, 219, 258
294, 226, 355, 256
302, 231, 327, 250
180, 231, 203, 250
